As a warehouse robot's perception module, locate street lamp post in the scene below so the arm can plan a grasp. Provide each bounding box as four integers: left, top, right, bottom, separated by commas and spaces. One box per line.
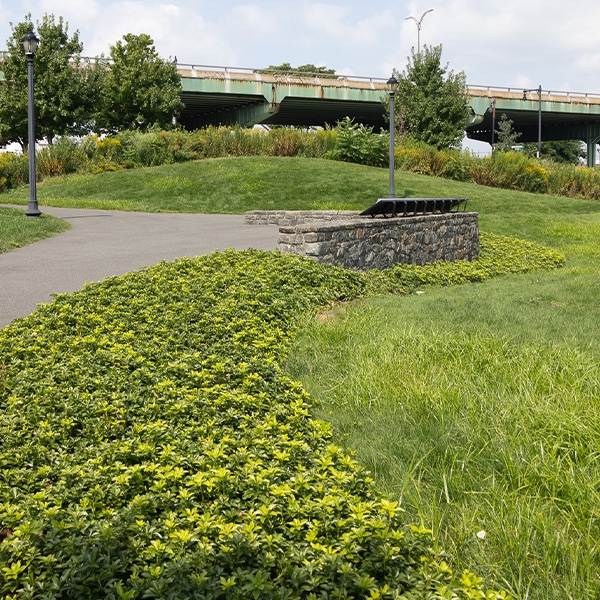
22, 31, 41, 217
387, 75, 399, 199
522, 85, 542, 158
489, 99, 496, 149
405, 9, 433, 53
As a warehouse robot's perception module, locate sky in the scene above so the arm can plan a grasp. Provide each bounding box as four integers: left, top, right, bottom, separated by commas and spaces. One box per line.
2, 0, 600, 153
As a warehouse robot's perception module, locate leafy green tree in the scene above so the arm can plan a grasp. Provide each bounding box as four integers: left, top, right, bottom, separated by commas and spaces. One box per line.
383, 44, 469, 149
494, 113, 521, 152
96, 33, 182, 133
525, 140, 585, 164
0, 14, 96, 149
258, 63, 336, 78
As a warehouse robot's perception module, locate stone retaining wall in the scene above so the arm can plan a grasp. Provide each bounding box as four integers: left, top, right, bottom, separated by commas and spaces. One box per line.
245, 210, 360, 226
273, 212, 479, 271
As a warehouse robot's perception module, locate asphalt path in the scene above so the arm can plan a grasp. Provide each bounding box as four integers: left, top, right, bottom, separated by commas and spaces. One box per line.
0, 205, 279, 329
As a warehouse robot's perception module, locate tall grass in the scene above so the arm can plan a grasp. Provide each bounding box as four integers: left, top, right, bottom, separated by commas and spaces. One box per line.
286, 199, 600, 599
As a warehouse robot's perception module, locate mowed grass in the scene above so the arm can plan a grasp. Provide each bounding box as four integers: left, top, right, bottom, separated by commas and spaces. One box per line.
0, 206, 71, 254
2, 157, 391, 213
3, 156, 600, 597
3, 154, 598, 222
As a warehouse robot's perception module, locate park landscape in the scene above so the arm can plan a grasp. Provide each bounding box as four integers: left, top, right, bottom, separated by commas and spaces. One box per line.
1, 12, 600, 599
0, 143, 599, 599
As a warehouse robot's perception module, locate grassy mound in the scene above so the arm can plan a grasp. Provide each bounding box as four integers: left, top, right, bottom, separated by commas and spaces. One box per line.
0, 240, 561, 599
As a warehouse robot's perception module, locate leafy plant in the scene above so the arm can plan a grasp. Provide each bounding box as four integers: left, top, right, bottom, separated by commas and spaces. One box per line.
0, 240, 558, 598
494, 114, 521, 153
332, 118, 388, 167
383, 45, 469, 150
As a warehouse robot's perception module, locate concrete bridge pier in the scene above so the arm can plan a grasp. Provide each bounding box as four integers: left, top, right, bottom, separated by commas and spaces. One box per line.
586, 130, 599, 167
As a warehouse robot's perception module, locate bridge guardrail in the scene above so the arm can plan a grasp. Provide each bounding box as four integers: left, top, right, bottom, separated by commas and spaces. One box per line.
2, 52, 600, 100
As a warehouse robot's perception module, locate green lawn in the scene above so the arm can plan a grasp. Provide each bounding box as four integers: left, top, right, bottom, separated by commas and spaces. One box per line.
3, 156, 600, 598
0, 206, 71, 254
280, 164, 600, 598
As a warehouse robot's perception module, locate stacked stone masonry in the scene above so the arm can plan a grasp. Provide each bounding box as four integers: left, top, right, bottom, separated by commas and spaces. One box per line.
245, 210, 479, 271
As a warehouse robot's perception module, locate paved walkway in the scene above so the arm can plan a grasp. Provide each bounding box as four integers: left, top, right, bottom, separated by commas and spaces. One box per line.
0, 206, 279, 329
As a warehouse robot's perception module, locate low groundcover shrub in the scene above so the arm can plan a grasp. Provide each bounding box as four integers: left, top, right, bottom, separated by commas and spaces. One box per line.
0, 240, 561, 599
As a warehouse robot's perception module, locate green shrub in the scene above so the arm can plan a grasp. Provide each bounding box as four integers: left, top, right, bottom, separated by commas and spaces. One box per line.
3, 125, 597, 203
547, 163, 600, 200
0, 152, 28, 191
481, 152, 549, 193
0, 246, 550, 599
36, 138, 87, 179
332, 117, 388, 167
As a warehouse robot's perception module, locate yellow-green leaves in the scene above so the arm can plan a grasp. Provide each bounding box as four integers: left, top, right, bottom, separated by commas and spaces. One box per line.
0, 249, 519, 598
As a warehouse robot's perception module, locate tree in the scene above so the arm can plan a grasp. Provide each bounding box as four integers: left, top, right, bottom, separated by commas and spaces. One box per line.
525, 140, 585, 164
494, 113, 521, 152
383, 44, 469, 149
0, 14, 96, 149
96, 33, 183, 133
258, 63, 337, 78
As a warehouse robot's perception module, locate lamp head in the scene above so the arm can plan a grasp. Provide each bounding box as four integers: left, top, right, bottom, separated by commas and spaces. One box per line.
387, 75, 399, 94
21, 31, 40, 56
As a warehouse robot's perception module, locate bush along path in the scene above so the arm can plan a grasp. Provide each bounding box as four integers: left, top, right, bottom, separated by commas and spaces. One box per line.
0, 239, 563, 599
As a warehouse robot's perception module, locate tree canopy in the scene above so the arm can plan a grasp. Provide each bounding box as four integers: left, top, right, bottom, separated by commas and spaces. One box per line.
383, 44, 470, 149
0, 14, 94, 149
494, 113, 521, 152
258, 63, 337, 78
526, 140, 586, 164
96, 33, 183, 133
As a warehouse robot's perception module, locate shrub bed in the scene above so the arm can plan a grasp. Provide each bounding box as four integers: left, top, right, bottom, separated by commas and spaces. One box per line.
0, 238, 563, 599
2, 126, 598, 201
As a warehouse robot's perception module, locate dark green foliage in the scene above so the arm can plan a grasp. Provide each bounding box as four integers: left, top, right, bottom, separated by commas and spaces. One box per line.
526, 140, 586, 164
257, 63, 337, 78
0, 247, 551, 598
494, 114, 521, 152
0, 14, 95, 148
331, 118, 388, 167
96, 33, 183, 133
383, 45, 469, 150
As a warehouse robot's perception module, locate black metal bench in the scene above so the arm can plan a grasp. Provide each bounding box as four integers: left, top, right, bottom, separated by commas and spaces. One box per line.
360, 197, 469, 218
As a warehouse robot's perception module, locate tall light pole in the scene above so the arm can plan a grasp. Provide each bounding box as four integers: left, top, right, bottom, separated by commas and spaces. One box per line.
489, 99, 496, 149
522, 85, 542, 158
405, 9, 433, 53
387, 75, 399, 198
22, 31, 41, 217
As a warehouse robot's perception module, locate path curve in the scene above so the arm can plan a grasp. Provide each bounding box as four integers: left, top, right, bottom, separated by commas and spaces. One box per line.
0, 206, 279, 329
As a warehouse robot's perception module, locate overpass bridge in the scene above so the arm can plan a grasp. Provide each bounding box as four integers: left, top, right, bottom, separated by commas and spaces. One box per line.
177, 65, 600, 167
2, 57, 599, 166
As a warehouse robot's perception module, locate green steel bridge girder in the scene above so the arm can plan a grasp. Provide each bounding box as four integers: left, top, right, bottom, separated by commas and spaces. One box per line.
468, 94, 600, 167
179, 71, 600, 166
178, 71, 389, 130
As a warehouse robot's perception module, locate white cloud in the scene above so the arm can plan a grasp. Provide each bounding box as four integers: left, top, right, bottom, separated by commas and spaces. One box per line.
0, 0, 599, 92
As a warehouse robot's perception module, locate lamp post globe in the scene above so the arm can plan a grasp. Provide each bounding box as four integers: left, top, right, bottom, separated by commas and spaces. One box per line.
21, 31, 40, 55
22, 31, 41, 217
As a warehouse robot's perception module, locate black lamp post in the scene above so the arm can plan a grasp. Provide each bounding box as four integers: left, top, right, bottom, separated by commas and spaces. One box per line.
22, 30, 41, 217
387, 75, 399, 198
522, 85, 542, 158
489, 99, 496, 149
